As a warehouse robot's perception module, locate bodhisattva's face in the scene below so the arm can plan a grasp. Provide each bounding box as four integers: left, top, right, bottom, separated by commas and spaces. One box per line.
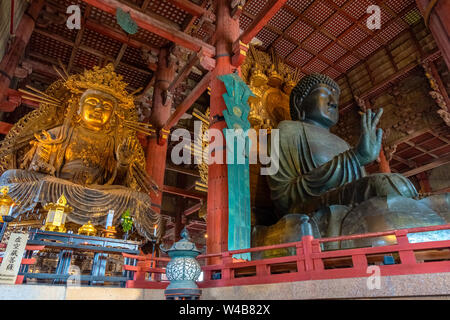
80, 91, 115, 130
301, 83, 339, 129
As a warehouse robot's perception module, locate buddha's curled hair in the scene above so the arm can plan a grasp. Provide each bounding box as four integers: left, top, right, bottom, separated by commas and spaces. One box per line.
289, 73, 340, 121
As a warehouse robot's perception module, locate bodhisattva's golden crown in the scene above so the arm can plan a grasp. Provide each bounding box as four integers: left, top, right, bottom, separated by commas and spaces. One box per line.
65, 64, 135, 109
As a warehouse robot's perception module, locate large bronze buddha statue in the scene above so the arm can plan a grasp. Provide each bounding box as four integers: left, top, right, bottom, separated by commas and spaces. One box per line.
0, 64, 162, 240
254, 73, 449, 251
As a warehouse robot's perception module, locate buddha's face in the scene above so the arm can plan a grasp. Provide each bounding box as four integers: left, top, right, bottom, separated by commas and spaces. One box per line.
79, 90, 116, 130
301, 83, 339, 129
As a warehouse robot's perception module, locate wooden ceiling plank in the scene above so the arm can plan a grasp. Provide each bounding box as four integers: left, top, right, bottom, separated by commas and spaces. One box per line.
240, 0, 289, 44
339, 50, 441, 111
33, 28, 152, 75
333, 2, 417, 71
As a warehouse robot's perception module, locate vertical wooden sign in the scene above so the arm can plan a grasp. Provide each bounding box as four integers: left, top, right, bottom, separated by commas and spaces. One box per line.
0, 233, 28, 285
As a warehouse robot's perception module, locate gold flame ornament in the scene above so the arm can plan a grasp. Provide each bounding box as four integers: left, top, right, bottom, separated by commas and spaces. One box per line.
41, 194, 73, 233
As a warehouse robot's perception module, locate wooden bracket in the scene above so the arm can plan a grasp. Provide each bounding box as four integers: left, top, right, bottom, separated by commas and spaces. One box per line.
231, 5, 243, 20
231, 40, 248, 67
158, 128, 171, 145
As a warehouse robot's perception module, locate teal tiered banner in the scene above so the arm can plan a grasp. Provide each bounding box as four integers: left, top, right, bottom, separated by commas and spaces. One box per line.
218, 73, 255, 261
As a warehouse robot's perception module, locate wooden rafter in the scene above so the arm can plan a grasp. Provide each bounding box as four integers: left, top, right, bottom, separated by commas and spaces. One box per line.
68, 6, 92, 73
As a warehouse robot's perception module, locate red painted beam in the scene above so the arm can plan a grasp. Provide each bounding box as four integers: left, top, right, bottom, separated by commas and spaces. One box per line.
239, 0, 288, 44
163, 185, 206, 200
0, 89, 40, 111
84, 19, 160, 60
82, 0, 215, 57
163, 70, 212, 131
0, 121, 13, 135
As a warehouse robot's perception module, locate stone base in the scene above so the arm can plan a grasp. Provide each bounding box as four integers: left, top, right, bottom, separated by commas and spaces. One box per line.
1, 272, 450, 300
165, 288, 202, 300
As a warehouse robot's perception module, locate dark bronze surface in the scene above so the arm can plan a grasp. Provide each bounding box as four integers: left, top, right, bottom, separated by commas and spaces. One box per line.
253, 74, 449, 253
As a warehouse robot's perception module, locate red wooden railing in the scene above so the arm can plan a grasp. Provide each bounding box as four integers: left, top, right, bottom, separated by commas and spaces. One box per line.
123, 224, 450, 289
0, 243, 45, 284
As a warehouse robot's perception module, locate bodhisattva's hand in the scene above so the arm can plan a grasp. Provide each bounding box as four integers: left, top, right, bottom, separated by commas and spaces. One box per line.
116, 137, 137, 166
355, 108, 383, 166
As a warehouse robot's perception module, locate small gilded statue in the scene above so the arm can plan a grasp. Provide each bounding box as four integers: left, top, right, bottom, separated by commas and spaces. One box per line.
254, 73, 450, 251
0, 64, 161, 240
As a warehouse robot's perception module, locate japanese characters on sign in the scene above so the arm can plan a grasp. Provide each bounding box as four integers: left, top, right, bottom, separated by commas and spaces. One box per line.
0, 233, 28, 285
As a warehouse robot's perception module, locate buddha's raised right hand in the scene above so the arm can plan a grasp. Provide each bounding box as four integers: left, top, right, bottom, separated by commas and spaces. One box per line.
355, 108, 383, 166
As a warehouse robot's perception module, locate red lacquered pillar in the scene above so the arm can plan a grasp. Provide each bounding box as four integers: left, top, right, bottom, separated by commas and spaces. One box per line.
378, 148, 391, 173
415, 0, 450, 70
0, 0, 44, 103
146, 47, 175, 214
206, 0, 240, 265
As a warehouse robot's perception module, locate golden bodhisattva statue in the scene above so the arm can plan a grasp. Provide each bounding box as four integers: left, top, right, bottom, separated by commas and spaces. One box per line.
0, 64, 161, 240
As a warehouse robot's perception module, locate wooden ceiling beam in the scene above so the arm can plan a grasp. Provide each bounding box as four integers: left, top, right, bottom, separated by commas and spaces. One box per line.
166, 165, 200, 178
114, 43, 128, 67
429, 130, 450, 145
81, 0, 215, 57
240, 0, 289, 44
183, 202, 203, 216
403, 154, 450, 177
166, 0, 209, 17
403, 140, 439, 159
163, 185, 206, 200
392, 154, 416, 168
0, 122, 12, 135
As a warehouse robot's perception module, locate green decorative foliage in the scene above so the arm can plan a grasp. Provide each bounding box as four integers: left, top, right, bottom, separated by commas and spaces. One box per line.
116, 8, 138, 35
121, 209, 133, 232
